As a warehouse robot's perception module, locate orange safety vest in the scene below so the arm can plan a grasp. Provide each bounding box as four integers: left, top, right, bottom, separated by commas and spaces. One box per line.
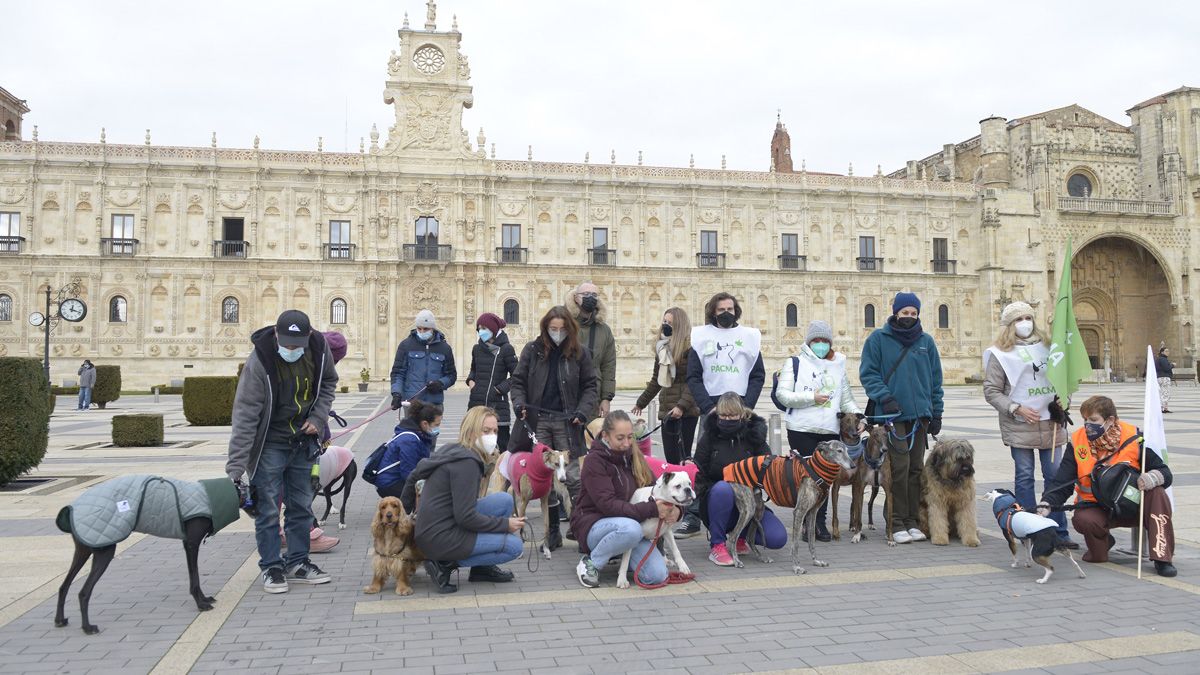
1071, 421, 1141, 504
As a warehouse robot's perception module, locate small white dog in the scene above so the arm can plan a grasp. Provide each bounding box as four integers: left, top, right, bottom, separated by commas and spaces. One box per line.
617, 471, 695, 589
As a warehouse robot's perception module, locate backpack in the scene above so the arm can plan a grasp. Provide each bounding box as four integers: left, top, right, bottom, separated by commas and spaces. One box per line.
770, 356, 801, 412
361, 431, 419, 485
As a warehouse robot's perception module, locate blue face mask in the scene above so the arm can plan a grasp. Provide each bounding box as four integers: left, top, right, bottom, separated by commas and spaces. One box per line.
428, 426, 441, 437
277, 346, 304, 363
417, 330, 433, 341
478, 328, 493, 343
810, 342, 831, 358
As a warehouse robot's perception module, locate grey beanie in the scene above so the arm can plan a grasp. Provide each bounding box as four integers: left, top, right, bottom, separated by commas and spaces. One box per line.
414, 309, 436, 329
806, 320, 833, 344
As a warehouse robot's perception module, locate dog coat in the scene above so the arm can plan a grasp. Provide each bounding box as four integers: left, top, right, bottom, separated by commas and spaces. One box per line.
723, 452, 839, 508
56, 475, 240, 549
991, 493, 1056, 539
638, 436, 699, 485
319, 445, 355, 486
509, 443, 554, 500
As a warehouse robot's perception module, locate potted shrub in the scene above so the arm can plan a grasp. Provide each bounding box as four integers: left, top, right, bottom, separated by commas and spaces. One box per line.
358, 367, 370, 392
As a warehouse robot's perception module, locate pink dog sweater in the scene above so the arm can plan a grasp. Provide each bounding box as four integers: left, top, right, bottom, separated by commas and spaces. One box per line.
510, 443, 554, 499
639, 438, 698, 485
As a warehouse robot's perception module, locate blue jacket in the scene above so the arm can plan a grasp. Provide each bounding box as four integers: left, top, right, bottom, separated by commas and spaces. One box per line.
859, 319, 944, 422
376, 420, 435, 489
390, 329, 457, 405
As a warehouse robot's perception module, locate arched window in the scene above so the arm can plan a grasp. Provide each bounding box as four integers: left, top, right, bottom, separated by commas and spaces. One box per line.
0, 293, 11, 322
221, 296, 240, 323
1067, 173, 1093, 198
864, 304, 876, 328
938, 304, 950, 329
503, 298, 520, 325
785, 303, 798, 328
108, 295, 127, 323
330, 298, 347, 325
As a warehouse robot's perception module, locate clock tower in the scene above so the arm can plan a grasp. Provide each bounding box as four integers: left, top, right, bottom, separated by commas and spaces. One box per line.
381, 1, 480, 160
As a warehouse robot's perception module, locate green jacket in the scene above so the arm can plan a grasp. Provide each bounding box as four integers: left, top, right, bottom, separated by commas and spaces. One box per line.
579, 317, 617, 401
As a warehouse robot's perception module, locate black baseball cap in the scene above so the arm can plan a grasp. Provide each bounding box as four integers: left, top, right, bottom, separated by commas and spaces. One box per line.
275, 309, 312, 348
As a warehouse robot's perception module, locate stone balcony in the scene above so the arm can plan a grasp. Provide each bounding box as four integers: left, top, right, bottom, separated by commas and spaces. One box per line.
1057, 195, 1174, 217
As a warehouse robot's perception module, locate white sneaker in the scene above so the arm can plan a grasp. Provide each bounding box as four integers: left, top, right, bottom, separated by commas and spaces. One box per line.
892, 530, 913, 544
908, 528, 927, 542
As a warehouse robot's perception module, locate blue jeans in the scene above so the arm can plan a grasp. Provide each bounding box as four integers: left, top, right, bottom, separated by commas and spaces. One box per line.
585, 517, 667, 585
457, 493, 523, 568
251, 441, 317, 570
706, 481, 788, 548
77, 387, 92, 410
1011, 446, 1069, 540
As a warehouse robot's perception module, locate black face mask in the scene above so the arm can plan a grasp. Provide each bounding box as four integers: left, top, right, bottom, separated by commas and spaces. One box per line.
717, 419, 744, 434
716, 312, 736, 328
660, 323, 673, 337
896, 316, 918, 330
580, 296, 598, 313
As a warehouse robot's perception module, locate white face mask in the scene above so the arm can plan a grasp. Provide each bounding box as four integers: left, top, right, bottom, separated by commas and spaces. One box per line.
480, 433, 498, 454
1014, 319, 1034, 339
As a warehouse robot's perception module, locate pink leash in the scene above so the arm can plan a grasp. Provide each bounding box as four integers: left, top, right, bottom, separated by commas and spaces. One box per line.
326, 400, 393, 444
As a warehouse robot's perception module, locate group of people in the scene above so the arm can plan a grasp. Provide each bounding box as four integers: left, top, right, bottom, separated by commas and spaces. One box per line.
223, 284, 1178, 596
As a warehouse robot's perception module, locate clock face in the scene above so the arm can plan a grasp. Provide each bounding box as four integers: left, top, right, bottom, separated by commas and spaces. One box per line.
28, 312, 45, 327
60, 298, 88, 322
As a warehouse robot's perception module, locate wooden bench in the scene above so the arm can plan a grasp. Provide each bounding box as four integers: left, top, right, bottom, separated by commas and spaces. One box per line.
1170, 368, 1197, 385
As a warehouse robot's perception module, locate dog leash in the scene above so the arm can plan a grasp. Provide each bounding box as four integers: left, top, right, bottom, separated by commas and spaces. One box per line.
633, 506, 695, 590
519, 520, 541, 573
326, 402, 395, 444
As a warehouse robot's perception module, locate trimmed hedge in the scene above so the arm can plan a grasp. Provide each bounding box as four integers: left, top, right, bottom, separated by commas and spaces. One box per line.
183, 376, 238, 426
112, 414, 164, 447
152, 385, 184, 395
51, 385, 80, 395
0, 358, 51, 486
92, 365, 121, 409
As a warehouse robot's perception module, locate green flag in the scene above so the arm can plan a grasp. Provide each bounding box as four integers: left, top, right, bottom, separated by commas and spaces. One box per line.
1046, 238, 1092, 402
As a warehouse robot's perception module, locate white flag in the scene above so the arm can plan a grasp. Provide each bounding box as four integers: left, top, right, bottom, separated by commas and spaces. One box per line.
1142, 345, 1174, 507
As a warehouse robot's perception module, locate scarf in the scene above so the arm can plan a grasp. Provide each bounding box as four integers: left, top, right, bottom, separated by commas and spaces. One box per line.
1091, 421, 1123, 459
655, 338, 675, 387
886, 316, 924, 346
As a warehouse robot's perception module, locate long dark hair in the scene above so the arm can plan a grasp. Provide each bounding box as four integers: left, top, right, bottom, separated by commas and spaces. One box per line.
405, 399, 443, 428
538, 305, 583, 360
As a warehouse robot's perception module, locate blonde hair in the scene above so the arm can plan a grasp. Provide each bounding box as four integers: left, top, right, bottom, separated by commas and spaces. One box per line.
459, 406, 499, 462
992, 319, 1048, 351
662, 307, 693, 364
714, 392, 751, 420
600, 410, 654, 487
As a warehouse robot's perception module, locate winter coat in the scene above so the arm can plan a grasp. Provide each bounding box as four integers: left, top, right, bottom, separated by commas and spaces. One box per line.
466, 331, 519, 425
569, 438, 659, 553
1155, 355, 1174, 377
78, 366, 97, 388
774, 345, 862, 434
375, 418, 435, 489
389, 329, 457, 405
226, 327, 338, 482
859, 318, 944, 422
508, 339, 600, 457
634, 339, 700, 418
692, 413, 770, 527
400, 444, 508, 561
566, 294, 618, 403
982, 349, 1066, 449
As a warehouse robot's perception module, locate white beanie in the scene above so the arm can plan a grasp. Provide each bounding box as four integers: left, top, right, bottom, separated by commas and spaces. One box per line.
1000, 301, 1034, 327
414, 309, 436, 329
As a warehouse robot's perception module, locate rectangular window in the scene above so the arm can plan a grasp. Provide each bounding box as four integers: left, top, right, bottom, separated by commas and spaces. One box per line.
502, 224, 521, 249
592, 228, 608, 250
111, 214, 135, 239
330, 220, 350, 244
858, 236, 876, 259
0, 212, 19, 237
701, 230, 718, 254
221, 217, 244, 241
781, 233, 798, 256
933, 237, 948, 260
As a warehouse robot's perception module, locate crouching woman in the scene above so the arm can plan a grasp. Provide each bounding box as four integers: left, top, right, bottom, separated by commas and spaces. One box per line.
401, 406, 525, 593
569, 411, 678, 588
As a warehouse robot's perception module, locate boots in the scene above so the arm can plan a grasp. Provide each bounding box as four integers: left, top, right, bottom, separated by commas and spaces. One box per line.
545, 503, 564, 551
424, 560, 459, 594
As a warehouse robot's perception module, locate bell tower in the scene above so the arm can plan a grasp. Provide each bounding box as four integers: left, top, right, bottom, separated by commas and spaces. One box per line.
770, 111, 794, 173
381, 2, 479, 159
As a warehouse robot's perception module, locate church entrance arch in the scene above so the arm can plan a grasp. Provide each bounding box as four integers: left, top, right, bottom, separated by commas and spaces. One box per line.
1070, 236, 1173, 378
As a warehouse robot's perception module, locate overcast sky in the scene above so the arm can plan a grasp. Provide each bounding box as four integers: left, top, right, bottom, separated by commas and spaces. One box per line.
5, 1, 1198, 174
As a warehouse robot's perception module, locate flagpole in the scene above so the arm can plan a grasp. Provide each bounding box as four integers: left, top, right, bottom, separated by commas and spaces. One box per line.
1137, 435, 1146, 580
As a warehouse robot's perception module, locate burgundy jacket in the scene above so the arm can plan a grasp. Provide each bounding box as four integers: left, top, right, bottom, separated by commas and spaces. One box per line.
569, 438, 658, 553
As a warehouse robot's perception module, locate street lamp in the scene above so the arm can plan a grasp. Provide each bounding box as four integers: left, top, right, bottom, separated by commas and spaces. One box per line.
28, 278, 88, 385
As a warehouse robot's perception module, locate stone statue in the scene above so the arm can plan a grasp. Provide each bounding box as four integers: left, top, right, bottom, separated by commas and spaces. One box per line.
425, 0, 436, 29
377, 294, 388, 324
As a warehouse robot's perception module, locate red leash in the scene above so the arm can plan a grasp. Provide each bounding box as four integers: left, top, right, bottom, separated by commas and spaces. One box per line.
633, 511, 696, 590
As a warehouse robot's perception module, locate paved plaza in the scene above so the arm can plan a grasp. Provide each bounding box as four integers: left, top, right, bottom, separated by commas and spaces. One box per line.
1, 383, 1199, 674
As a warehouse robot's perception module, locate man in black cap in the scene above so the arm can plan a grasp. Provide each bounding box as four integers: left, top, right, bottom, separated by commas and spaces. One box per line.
227, 309, 339, 594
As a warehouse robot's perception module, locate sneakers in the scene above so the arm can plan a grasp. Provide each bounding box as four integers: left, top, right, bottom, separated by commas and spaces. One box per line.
285, 560, 331, 585
309, 528, 339, 553
576, 556, 600, 588
736, 538, 751, 555
262, 567, 288, 594
907, 528, 927, 542
1055, 538, 1080, 550
1155, 561, 1178, 578
709, 543, 734, 566
674, 514, 702, 539
467, 565, 515, 583
892, 530, 914, 544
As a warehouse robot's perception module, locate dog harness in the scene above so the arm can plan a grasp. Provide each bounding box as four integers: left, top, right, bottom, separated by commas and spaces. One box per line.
723, 451, 839, 508
509, 443, 554, 500
991, 493, 1056, 539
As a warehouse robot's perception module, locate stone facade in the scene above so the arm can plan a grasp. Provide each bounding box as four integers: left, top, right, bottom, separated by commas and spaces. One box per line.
0, 5, 1196, 389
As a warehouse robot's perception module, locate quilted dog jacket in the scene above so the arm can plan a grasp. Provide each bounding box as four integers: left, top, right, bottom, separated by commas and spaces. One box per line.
57, 475, 239, 548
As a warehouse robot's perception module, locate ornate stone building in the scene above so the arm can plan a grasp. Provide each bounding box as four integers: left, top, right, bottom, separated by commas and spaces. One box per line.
0, 4, 1195, 389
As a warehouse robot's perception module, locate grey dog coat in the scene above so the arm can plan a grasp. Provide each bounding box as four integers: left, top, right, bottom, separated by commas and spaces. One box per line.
56, 475, 240, 548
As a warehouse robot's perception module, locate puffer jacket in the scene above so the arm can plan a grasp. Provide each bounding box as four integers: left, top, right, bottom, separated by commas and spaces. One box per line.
634, 339, 700, 418
508, 339, 599, 457
982, 351, 1065, 449
692, 412, 769, 527
569, 438, 658, 553
375, 418, 435, 490
389, 329, 457, 405
466, 331, 519, 425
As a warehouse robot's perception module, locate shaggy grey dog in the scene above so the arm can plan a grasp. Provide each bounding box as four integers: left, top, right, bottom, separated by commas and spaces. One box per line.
918, 438, 981, 547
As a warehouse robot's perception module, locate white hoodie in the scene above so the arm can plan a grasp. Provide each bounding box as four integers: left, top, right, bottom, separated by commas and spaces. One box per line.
775, 344, 862, 434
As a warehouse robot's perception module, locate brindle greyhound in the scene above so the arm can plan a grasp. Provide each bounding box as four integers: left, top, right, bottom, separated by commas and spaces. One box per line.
831, 421, 892, 544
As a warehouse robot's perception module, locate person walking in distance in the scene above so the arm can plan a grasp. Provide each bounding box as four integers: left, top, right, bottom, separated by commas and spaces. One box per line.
1155, 346, 1175, 413
568, 282, 617, 417
632, 307, 700, 465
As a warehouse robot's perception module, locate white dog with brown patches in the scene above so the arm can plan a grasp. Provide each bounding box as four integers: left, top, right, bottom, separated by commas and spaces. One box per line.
616, 471, 695, 589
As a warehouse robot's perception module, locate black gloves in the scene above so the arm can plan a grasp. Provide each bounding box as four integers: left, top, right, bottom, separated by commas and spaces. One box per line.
1048, 397, 1073, 427
572, 411, 588, 425
391, 393, 403, 410
927, 417, 942, 436
425, 380, 444, 394
881, 396, 901, 415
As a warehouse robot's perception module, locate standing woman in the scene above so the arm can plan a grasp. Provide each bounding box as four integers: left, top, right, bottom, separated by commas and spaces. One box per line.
466, 312, 519, 450
774, 320, 864, 541
509, 305, 600, 549
632, 307, 700, 464
76, 360, 96, 411
1155, 347, 1175, 413
982, 302, 1077, 549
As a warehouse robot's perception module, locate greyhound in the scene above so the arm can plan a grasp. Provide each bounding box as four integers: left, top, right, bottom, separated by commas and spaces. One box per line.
831, 421, 891, 544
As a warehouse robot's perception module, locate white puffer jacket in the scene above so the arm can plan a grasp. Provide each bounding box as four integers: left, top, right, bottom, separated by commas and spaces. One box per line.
775, 345, 862, 434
